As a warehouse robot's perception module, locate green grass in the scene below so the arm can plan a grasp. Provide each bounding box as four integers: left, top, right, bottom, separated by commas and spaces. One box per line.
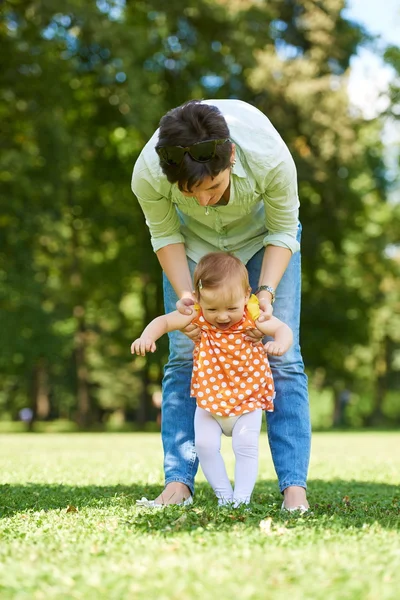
0, 432, 399, 600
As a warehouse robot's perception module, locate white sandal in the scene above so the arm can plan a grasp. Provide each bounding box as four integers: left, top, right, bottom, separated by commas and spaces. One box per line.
136, 495, 193, 509
281, 501, 308, 514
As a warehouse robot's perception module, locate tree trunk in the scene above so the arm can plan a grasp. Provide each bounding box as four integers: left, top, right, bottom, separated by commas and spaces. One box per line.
136, 276, 154, 427
332, 387, 341, 427
28, 359, 50, 431
365, 336, 390, 427
137, 361, 150, 428
35, 358, 50, 419
74, 308, 91, 428
67, 182, 91, 428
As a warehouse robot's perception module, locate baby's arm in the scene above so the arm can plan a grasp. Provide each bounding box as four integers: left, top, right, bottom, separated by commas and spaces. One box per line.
255, 316, 293, 356
131, 310, 197, 356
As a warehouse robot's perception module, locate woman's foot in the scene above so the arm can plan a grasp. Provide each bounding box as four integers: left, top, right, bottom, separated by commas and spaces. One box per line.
282, 486, 309, 511
152, 482, 192, 506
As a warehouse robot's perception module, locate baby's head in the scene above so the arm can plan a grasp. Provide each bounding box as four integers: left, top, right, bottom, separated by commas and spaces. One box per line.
193, 252, 251, 330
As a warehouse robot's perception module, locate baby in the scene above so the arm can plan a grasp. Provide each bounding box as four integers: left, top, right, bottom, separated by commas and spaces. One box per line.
131, 252, 293, 507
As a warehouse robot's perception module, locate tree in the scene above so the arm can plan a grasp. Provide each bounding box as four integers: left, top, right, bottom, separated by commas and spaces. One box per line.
1, 0, 398, 427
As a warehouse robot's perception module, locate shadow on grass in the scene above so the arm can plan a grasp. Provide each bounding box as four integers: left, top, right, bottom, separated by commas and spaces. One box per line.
1, 479, 399, 533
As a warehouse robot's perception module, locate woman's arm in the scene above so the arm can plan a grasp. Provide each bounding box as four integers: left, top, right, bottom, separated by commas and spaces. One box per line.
258, 245, 292, 291
131, 309, 197, 356
256, 245, 292, 321
156, 243, 195, 314
257, 145, 299, 320
156, 245, 202, 340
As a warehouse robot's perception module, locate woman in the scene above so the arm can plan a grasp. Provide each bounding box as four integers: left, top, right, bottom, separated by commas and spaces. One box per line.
131, 99, 311, 510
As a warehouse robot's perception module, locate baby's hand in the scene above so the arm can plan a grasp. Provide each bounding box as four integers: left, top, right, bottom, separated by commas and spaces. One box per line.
131, 338, 156, 356
264, 341, 286, 356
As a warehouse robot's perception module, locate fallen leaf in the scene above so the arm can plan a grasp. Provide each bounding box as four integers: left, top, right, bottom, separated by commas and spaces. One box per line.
342, 496, 350, 503
259, 517, 288, 536
275, 526, 289, 536
66, 505, 78, 513
259, 517, 273, 534
172, 513, 187, 526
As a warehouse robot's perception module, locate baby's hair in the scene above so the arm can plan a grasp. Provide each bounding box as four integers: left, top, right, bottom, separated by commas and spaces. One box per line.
193, 252, 249, 296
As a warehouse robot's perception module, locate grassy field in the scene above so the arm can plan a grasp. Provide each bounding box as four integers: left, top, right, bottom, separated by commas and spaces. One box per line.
0, 432, 399, 600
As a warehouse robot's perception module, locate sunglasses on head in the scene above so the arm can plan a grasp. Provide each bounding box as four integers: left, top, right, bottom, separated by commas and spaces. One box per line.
156, 138, 230, 166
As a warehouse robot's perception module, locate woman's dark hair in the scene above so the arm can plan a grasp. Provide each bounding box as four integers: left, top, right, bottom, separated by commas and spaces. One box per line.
157, 100, 232, 192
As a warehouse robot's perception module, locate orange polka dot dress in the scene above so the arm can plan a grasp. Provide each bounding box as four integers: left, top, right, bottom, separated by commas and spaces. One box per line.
190, 295, 275, 417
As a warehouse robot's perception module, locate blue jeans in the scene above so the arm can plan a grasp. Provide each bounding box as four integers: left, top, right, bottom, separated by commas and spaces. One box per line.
161, 225, 311, 494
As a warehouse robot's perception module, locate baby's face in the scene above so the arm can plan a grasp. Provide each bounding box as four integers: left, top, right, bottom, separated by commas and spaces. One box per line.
198, 286, 250, 330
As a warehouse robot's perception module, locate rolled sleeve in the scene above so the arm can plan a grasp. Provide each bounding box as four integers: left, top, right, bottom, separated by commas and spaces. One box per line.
138, 196, 185, 252
262, 148, 300, 254
132, 165, 184, 253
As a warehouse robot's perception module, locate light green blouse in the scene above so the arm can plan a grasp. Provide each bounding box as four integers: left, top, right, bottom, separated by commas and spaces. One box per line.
131, 99, 300, 264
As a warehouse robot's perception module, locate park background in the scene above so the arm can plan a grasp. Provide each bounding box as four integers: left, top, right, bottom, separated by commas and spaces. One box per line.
1, 2, 400, 599
1, 0, 400, 432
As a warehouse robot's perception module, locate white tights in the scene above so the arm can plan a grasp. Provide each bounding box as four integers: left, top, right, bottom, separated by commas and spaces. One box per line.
194, 407, 262, 507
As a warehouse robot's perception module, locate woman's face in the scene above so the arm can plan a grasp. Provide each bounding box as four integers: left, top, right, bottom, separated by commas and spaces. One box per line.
180, 143, 235, 207
181, 168, 231, 207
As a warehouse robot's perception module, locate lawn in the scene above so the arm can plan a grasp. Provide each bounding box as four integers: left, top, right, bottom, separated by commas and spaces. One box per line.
0, 431, 399, 600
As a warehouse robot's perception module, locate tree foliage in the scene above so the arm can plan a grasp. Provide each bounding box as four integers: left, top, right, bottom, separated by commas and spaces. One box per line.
1, 0, 399, 427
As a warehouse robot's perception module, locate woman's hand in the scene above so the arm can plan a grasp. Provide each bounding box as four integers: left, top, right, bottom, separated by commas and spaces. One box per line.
180, 322, 201, 341
244, 328, 264, 343
256, 296, 273, 322
176, 297, 195, 315
176, 296, 201, 341
245, 296, 273, 344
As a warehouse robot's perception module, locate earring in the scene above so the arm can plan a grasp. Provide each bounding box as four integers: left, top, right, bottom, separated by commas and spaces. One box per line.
230, 159, 236, 169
